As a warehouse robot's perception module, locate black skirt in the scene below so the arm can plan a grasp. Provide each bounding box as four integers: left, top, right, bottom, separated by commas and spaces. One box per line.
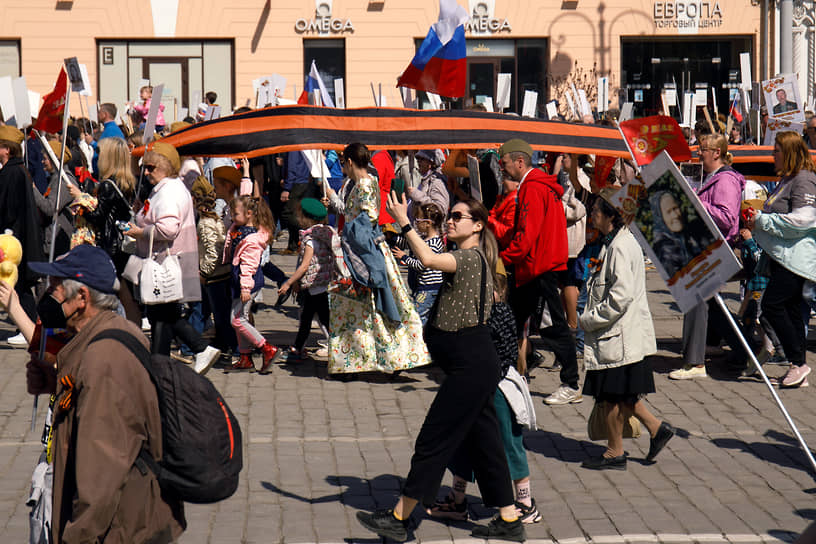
582, 359, 655, 404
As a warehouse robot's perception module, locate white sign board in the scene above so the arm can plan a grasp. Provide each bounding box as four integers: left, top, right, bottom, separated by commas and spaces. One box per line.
597, 76, 609, 113
545, 100, 558, 120
522, 90, 538, 118
619, 102, 634, 122
739, 52, 752, 90
142, 83, 164, 142
12, 77, 31, 128
496, 73, 512, 110
0, 77, 16, 125
764, 117, 804, 146
78, 64, 93, 97
577, 88, 592, 116
565, 89, 577, 119
334, 78, 345, 108
664, 88, 677, 106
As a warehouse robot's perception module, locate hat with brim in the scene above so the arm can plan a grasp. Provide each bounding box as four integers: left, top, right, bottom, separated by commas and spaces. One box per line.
499, 138, 533, 158
0, 125, 24, 145
212, 165, 242, 187
28, 244, 120, 294
300, 197, 327, 220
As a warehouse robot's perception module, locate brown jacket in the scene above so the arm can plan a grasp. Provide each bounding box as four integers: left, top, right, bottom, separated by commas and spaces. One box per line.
51, 311, 185, 544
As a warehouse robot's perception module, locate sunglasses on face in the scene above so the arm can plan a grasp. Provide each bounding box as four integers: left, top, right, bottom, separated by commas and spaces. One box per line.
143, 163, 158, 172
447, 211, 473, 222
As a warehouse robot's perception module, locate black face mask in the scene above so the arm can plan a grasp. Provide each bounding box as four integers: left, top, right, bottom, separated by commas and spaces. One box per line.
36, 294, 77, 329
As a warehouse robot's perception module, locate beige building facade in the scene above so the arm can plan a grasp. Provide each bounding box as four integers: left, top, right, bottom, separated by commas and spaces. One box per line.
0, 1, 763, 123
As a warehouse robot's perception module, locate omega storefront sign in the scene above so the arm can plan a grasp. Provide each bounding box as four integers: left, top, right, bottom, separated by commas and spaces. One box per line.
653, 1, 723, 29
466, 0, 511, 35
295, 0, 354, 34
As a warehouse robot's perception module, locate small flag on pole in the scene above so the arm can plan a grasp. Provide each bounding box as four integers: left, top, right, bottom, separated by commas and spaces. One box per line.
396, 0, 468, 98
298, 60, 335, 107
729, 92, 744, 123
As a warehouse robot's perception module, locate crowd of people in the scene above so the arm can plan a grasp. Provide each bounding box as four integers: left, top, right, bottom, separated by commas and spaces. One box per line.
0, 94, 814, 543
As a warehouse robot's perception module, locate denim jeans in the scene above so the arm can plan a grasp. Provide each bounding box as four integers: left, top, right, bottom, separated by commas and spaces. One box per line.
413, 290, 439, 326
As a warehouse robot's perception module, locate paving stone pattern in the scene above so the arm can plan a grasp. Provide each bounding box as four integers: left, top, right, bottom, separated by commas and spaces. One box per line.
0, 242, 813, 543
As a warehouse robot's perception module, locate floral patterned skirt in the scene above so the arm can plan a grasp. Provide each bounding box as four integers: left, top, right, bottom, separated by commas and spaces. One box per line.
328, 241, 430, 374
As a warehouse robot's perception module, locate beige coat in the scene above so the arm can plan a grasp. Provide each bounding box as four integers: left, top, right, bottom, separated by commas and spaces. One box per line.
580, 227, 656, 370
51, 311, 185, 544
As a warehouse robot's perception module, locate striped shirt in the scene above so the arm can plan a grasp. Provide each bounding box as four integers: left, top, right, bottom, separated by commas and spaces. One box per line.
401, 235, 445, 292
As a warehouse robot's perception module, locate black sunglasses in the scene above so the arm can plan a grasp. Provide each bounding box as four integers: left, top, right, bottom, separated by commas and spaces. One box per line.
448, 211, 473, 222
143, 163, 157, 172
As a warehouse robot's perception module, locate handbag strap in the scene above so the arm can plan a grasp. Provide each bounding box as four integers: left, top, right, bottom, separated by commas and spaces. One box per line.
147, 225, 154, 256
477, 249, 487, 325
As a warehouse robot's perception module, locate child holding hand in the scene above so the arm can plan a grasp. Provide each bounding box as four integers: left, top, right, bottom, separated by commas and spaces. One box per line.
278, 198, 336, 361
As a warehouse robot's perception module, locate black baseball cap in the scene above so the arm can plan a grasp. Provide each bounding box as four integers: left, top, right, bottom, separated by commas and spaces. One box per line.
29, 244, 120, 294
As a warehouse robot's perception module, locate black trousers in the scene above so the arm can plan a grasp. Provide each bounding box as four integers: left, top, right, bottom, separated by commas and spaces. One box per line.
294, 291, 329, 350
510, 271, 579, 389
146, 302, 209, 356
761, 259, 807, 366
281, 183, 318, 251
402, 325, 514, 509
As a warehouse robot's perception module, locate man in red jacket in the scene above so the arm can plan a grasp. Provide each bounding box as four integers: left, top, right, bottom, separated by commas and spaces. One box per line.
498, 139, 581, 405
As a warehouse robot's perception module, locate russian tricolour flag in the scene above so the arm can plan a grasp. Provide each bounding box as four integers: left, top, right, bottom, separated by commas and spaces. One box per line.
298, 60, 335, 107
397, 0, 469, 98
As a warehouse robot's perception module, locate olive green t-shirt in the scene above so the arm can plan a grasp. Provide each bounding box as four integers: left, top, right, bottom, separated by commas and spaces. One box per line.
431, 248, 492, 332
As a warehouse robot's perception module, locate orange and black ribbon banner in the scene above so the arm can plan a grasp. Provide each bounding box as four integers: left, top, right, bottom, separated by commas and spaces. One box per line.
134, 105, 813, 182
137, 106, 631, 159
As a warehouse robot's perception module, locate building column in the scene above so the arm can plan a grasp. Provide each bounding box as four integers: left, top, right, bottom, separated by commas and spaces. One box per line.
780, 0, 794, 73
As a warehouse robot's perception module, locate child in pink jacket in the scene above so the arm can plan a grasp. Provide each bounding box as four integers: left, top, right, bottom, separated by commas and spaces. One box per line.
133, 85, 166, 133
224, 195, 279, 372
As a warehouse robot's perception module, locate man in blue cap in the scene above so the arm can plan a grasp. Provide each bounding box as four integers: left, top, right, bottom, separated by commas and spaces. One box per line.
26, 244, 186, 544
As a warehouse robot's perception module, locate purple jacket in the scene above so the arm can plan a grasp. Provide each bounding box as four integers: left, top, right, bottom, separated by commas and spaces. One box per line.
697, 166, 745, 245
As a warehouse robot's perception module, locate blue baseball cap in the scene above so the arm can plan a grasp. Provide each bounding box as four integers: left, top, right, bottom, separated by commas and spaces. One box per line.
29, 244, 120, 294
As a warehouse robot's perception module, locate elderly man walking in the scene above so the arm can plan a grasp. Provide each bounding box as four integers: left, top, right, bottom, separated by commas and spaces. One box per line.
26, 245, 185, 544
498, 138, 582, 405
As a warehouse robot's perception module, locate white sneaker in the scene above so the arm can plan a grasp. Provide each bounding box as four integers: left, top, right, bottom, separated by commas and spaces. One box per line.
141, 318, 151, 331
668, 364, 708, 380
6, 332, 28, 348
193, 346, 221, 375
544, 384, 583, 405
314, 346, 329, 358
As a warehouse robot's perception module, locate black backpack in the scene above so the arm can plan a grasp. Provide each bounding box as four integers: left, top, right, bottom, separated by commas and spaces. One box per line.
90, 329, 242, 504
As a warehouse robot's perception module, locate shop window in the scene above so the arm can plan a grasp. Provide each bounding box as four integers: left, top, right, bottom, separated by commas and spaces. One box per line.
0, 40, 21, 79
516, 40, 548, 117
303, 39, 345, 105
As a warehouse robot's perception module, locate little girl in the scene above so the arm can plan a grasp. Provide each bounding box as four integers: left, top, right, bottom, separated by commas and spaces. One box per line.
224, 195, 279, 372
132, 85, 166, 133
277, 198, 336, 361
392, 203, 445, 325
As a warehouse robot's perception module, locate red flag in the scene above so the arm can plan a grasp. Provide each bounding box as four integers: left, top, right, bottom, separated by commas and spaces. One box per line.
593, 155, 617, 189
33, 68, 68, 134
619, 115, 691, 166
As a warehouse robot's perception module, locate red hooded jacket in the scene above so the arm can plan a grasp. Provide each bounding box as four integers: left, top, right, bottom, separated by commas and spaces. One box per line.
488, 189, 517, 250
500, 167, 568, 286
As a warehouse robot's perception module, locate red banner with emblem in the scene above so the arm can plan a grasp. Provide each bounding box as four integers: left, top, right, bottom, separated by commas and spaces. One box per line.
619, 115, 691, 166
33, 68, 68, 134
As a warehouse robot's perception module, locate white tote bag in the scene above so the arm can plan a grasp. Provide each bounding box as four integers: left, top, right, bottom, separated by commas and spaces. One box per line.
139, 228, 183, 305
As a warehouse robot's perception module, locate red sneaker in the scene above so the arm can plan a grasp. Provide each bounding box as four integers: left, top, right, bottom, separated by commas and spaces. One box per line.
231, 354, 255, 371
260, 343, 279, 374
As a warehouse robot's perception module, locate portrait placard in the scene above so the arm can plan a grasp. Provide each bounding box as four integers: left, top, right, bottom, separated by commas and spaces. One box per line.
607, 151, 741, 312
763, 73, 804, 122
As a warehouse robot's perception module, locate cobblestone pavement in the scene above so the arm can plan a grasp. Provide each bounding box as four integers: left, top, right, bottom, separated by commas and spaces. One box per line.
0, 240, 814, 543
